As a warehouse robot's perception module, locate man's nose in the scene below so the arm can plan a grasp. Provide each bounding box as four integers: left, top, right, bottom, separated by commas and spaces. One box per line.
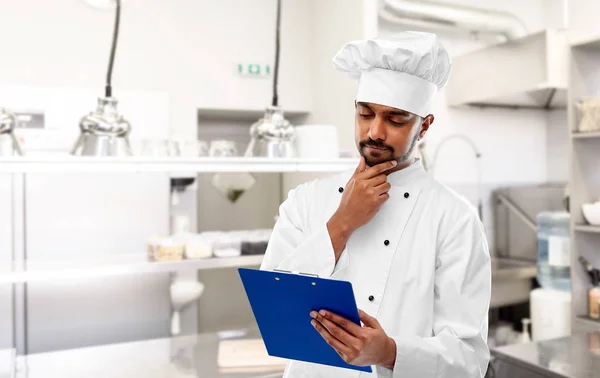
368, 116, 386, 141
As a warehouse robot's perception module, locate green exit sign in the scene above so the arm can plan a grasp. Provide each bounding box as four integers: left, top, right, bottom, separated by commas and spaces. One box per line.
237, 63, 272, 78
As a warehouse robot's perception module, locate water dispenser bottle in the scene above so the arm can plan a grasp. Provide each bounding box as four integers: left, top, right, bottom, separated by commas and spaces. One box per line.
536, 211, 571, 291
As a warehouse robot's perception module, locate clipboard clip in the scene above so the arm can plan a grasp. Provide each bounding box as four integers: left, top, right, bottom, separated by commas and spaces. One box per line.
272, 268, 319, 278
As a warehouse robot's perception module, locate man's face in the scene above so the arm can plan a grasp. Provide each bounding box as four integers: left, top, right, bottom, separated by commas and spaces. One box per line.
355, 102, 432, 167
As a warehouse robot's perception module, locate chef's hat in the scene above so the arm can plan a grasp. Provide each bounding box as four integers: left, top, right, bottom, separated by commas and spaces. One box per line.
332, 31, 451, 117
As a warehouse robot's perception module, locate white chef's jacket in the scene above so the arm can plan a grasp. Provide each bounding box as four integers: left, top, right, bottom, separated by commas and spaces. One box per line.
260, 159, 491, 378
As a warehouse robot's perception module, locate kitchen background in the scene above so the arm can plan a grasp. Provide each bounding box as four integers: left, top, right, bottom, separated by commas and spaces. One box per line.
1, 0, 600, 376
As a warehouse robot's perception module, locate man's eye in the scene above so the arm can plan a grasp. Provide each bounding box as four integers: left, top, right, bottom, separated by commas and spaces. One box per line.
359, 113, 374, 118
389, 119, 407, 126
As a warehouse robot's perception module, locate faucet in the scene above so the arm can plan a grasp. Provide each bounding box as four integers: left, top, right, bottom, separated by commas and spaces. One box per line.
419, 134, 484, 221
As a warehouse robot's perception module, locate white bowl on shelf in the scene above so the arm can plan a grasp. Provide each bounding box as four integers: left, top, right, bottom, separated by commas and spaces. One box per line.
294, 124, 339, 159
582, 202, 600, 225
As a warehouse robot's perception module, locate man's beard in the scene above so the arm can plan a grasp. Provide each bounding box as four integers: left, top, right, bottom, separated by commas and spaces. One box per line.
359, 131, 420, 167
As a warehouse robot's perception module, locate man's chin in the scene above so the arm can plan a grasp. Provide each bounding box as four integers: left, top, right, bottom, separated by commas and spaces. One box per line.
363, 156, 395, 167
361, 149, 392, 166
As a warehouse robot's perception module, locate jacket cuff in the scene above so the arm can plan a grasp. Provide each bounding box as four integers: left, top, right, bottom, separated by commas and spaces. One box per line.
391, 335, 436, 378
277, 223, 348, 278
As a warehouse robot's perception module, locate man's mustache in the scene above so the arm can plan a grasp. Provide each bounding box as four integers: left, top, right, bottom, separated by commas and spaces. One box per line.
360, 139, 393, 152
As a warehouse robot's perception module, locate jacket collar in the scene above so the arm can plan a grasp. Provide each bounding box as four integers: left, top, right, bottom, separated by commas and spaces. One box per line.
386, 158, 427, 187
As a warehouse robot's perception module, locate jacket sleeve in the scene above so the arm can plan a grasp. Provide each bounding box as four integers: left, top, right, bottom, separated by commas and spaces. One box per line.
388, 212, 491, 378
260, 183, 349, 278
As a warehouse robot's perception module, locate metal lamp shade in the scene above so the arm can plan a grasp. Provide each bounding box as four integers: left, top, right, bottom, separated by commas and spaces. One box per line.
0, 108, 24, 156
244, 106, 295, 158
71, 97, 132, 157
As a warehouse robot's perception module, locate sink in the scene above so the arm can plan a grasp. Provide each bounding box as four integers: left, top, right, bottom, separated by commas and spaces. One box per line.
491, 258, 537, 308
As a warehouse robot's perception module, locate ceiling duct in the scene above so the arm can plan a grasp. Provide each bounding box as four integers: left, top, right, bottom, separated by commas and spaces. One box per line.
380, 0, 528, 40
379, 1, 567, 110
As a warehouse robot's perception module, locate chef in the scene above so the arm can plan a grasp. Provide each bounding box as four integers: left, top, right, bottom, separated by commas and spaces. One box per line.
260, 31, 491, 378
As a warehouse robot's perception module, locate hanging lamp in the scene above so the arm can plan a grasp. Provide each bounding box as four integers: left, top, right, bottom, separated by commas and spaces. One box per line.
244, 0, 295, 158
71, 0, 132, 156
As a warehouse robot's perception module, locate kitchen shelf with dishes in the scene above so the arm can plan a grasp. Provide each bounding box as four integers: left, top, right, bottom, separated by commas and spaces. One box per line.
568, 33, 600, 332
0, 156, 359, 174
1, 230, 269, 285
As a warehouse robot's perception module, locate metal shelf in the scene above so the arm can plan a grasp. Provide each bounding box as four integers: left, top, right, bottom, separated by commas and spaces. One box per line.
576, 316, 600, 332
572, 131, 600, 139
574, 224, 600, 233
0, 156, 358, 174
0, 254, 264, 285
570, 40, 600, 336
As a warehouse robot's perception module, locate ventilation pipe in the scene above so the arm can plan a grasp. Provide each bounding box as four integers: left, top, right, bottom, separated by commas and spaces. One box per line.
380, 0, 528, 40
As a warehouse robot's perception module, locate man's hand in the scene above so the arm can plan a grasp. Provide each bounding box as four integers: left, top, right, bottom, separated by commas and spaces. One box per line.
310, 309, 397, 370
327, 157, 396, 260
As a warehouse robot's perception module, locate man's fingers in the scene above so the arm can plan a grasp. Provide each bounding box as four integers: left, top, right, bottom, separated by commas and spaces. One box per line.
313, 310, 362, 336
313, 314, 358, 348
359, 309, 381, 329
336, 350, 348, 362
360, 160, 397, 179
354, 156, 367, 175
311, 319, 353, 357
378, 192, 390, 204
313, 315, 362, 356
365, 174, 387, 187
359, 156, 366, 172
374, 181, 391, 195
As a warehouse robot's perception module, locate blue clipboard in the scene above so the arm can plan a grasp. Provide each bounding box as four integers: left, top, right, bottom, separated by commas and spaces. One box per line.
238, 268, 372, 373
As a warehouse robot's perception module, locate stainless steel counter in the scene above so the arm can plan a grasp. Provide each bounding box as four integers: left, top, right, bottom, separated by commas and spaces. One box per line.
491, 332, 600, 378
9, 328, 285, 378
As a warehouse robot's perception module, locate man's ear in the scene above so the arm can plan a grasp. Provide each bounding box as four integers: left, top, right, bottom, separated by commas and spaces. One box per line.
354, 100, 358, 109
419, 114, 434, 139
